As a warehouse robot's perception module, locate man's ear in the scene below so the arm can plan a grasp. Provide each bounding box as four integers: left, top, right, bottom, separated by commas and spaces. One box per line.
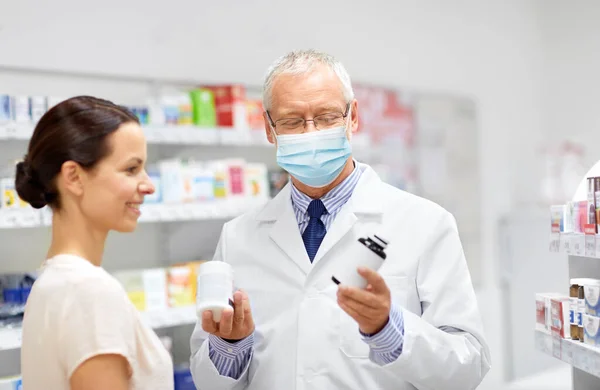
59, 161, 84, 197
350, 99, 359, 135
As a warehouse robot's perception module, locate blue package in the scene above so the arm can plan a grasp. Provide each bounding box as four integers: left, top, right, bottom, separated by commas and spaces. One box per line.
0, 95, 11, 122
174, 366, 195, 390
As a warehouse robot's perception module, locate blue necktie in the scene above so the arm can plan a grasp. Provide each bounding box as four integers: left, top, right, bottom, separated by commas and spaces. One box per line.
302, 199, 327, 262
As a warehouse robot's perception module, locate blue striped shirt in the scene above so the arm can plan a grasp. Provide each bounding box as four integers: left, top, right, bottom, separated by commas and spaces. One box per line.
208, 162, 405, 377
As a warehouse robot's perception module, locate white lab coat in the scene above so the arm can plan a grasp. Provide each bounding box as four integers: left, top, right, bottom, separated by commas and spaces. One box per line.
190, 163, 491, 390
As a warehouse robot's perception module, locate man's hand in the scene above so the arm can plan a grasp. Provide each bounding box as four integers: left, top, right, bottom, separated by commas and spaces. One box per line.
337, 267, 391, 335
202, 290, 255, 341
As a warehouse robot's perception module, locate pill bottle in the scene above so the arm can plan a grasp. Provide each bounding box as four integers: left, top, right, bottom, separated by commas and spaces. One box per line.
196, 262, 234, 322
332, 234, 389, 289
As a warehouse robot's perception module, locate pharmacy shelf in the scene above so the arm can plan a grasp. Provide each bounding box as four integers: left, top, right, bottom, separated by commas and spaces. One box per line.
549, 232, 600, 258
0, 198, 269, 229
535, 329, 600, 378
0, 305, 197, 352
0, 122, 271, 146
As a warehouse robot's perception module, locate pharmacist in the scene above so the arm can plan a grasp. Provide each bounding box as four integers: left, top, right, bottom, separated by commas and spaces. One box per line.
189, 50, 491, 390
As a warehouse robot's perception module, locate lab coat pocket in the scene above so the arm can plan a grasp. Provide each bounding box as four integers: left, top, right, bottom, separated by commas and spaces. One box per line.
338, 276, 415, 359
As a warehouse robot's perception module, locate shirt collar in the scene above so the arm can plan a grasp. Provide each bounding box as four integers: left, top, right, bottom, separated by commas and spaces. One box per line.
290, 160, 362, 217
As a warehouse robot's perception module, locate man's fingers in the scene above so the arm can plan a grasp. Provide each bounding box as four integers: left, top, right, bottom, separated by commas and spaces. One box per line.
338, 300, 369, 323
337, 285, 379, 310
202, 311, 218, 334
233, 291, 245, 326
241, 290, 254, 324
357, 267, 387, 293
337, 295, 379, 318
218, 307, 234, 336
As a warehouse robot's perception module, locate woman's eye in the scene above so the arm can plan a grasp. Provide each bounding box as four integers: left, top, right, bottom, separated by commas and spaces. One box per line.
126, 166, 138, 173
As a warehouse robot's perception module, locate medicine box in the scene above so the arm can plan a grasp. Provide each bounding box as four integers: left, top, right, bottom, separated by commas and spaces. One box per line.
583, 314, 600, 347
1, 178, 19, 209
201, 85, 247, 128
536, 292, 564, 333
550, 205, 564, 233
113, 269, 168, 312
584, 280, 600, 316
0, 95, 12, 122
167, 265, 196, 307
550, 297, 571, 339
189, 89, 217, 127
11, 96, 30, 123
29, 96, 47, 123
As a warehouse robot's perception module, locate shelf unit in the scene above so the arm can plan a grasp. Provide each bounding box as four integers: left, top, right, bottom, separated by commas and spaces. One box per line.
0, 121, 272, 147
0, 198, 269, 229
541, 230, 600, 389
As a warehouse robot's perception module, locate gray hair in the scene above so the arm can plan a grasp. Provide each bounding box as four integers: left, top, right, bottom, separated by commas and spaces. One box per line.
262, 49, 355, 111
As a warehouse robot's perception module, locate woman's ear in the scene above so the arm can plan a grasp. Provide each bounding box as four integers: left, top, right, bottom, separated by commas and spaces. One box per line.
59, 161, 84, 197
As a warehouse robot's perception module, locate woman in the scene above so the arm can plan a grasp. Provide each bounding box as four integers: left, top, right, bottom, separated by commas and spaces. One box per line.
17, 96, 174, 389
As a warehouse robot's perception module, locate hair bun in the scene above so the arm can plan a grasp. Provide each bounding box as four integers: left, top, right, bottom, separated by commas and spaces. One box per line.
15, 160, 47, 209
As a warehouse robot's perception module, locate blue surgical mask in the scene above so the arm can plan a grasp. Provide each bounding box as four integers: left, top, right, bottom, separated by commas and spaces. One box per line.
274, 126, 352, 188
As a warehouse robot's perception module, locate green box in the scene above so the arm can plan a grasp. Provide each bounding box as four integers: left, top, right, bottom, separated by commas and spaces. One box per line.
190, 89, 217, 127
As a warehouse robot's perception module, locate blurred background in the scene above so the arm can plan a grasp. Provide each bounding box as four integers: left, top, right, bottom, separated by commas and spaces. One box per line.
1, 0, 599, 388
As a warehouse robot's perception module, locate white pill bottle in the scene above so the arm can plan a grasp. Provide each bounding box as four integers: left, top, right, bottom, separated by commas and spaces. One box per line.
332, 234, 389, 289
196, 261, 234, 322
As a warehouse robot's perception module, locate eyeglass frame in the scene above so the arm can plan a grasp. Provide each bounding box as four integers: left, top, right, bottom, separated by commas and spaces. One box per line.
266, 102, 351, 134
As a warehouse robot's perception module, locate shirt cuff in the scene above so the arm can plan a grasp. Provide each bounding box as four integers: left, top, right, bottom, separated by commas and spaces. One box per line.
360, 304, 405, 355
208, 333, 254, 359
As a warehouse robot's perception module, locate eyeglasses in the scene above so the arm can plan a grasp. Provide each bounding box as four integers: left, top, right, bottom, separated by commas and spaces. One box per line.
267, 102, 351, 135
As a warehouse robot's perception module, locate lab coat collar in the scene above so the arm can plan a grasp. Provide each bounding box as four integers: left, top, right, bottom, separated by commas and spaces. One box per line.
255, 162, 383, 222
256, 163, 384, 275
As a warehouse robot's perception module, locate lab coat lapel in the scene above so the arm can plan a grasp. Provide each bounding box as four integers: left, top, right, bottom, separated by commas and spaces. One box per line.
311, 164, 383, 265
311, 206, 357, 265
261, 185, 312, 275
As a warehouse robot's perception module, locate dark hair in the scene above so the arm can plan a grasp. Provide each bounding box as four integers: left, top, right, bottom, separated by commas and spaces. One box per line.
15, 96, 139, 209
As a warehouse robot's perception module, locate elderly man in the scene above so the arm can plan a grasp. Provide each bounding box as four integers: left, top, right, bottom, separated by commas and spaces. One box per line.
190, 49, 491, 390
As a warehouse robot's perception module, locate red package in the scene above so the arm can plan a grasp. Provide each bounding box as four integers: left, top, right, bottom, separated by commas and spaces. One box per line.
201, 85, 247, 128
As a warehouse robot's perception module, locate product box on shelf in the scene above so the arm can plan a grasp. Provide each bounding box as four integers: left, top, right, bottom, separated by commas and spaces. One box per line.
550, 205, 565, 233
227, 159, 246, 198
189, 89, 217, 127
587, 177, 598, 231
113, 268, 168, 312
201, 85, 247, 128
583, 313, 600, 347
536, 292, 564, 333
245, 163, 270, 200
11, 96, 30, 123
246, 99, 264, 130
0, 178, 19, 209
584, 279, 600, 316
29, 96, 47, 123
167, 265, 196, 308
0, 95, 12, 122
550, 296, 571, 339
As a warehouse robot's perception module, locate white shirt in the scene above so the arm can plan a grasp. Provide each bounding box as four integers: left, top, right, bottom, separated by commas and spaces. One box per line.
20, 254, 174, 390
